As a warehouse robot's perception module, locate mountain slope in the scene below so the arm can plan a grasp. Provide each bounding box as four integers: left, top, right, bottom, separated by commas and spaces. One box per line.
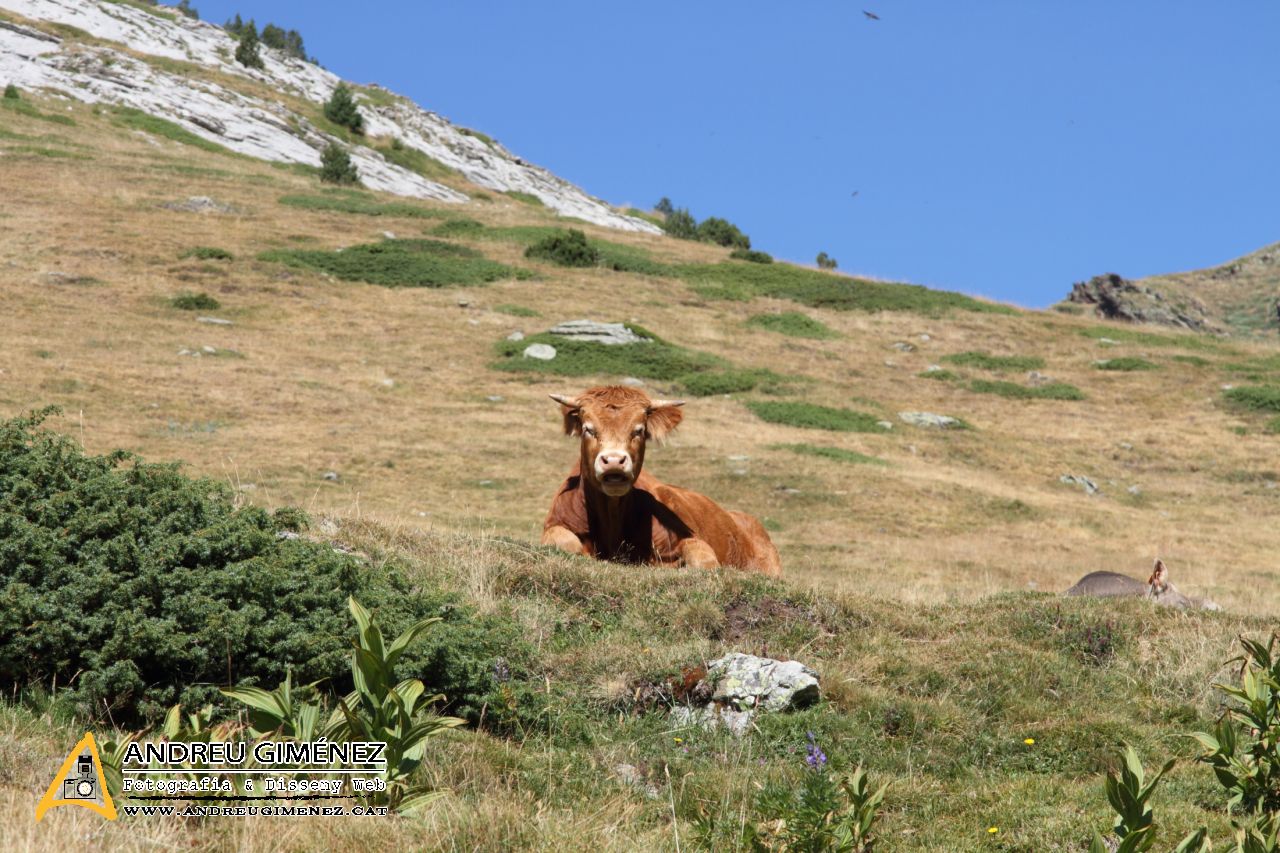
0, 0, 659, 230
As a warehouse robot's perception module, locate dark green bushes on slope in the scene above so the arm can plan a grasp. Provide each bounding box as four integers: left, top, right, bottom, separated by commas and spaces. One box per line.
0, 410, 531, 727
261, 239, 527, 288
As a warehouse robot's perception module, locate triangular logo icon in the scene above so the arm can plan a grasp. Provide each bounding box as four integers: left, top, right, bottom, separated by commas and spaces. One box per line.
35, 732, 117, 822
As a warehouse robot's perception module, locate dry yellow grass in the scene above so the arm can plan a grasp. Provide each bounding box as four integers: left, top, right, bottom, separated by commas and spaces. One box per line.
2, 93, 1278, 625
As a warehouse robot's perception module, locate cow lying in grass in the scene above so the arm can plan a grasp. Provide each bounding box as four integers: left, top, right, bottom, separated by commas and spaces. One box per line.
542, 385, 782, 577
1065, 559, 1220, 610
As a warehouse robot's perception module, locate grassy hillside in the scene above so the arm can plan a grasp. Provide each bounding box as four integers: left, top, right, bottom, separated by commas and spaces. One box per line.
3, 85, 1280, 850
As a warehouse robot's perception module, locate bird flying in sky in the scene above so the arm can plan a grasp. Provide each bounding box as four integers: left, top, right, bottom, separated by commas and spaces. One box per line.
863, 10, 880, 21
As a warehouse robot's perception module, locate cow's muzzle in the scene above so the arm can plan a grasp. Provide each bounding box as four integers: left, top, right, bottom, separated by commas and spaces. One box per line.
595, 452, 634, 495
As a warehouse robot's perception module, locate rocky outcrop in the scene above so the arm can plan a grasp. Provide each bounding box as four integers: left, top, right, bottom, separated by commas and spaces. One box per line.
669, 653, 820, 735
1065, 273, 1219, 332
0, 0, 661, 233
547, 320, 651, 346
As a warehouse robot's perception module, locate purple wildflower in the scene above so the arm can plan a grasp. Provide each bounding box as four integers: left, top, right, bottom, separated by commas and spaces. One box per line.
804, 731, 827, 771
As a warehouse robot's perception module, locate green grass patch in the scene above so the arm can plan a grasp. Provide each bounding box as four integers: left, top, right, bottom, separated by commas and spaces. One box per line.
180, 246, 234, 261
624, 207, 665, 227
1265, 417, 1280, 435
1222, 385, 1280, 413
746, 401, 888, 432
374, 139, 457, 182
7, 145, 89, 159
1079, 325, 1225, 352
170, 292, 221, 311
493, 325, 721, 380
494, 304, 539, 318
969, 379, 1086, 401
0, 98, 76, 126
746, 312, 836, 339
1094, 357, 1158, 371
675, 262, 1013, 315
458, 127, 494, 147
771, 443, 886, 465
506, 190, 544, 207
1172, 355, 1211, 367
445, 222, 672, 277
942, 351, 1045, 371
678, 368, 791, 397
278, 192, 452, 219
918, 369, 962, 382
111, 107, 230, 154
261, 239, 529, 288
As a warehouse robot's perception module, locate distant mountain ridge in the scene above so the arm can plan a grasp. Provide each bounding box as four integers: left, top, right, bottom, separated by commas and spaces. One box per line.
1063, 241, 1280, 336
0, 0, 659, 232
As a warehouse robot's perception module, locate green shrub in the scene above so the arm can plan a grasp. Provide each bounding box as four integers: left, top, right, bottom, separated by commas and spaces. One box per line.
3, 84, 18, 100
747, 312, 836, 339
431, 218, 487, 237
175, 0, 198, 20
319, 142, 359, 185
1094, 357, 1158, 371
493, 325, 721, 380
524, 229, 599, 267
234, 21, 264, 69
747, 401, 888, 432
697, 216, 750, 249
279, 192, 450, 219
816, 251, 838, 270
1266, 417, 1280, 435
261, 239, 525, 288
942, 351, 1045, 371
772, 443, 886, 465
170, 291, 221, 310
730, 248, 773, 264
180, 246, 233, 261
663, 207, 699, 240
919, 369, 961, 382
1224, 385, 1280, 413
458, 127, 494, 147
679, 369, 779, 397
676, 262, 1013, 315
969, 379, 1086, 401
260, 23, 306, 60
654, 197, 674, 215
0, 410, 427, 724
323, 82, 364, 134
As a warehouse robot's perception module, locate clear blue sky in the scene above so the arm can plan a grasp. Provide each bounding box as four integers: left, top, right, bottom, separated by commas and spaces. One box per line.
195, 1, 1280, 308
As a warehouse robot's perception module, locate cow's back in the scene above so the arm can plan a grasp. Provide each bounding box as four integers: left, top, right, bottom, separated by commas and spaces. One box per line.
647, 478, 780, 576
1065, 571, 1149, 598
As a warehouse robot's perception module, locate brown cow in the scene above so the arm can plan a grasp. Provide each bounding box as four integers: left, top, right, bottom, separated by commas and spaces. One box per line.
541, 385, 781, 577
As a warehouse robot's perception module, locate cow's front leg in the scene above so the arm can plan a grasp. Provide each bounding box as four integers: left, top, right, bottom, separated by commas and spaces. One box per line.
678, 538, 719, 570
543, 524, 585, 555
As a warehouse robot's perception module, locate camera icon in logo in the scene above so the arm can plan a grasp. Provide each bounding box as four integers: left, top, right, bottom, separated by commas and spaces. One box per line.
61, 754, 97, 800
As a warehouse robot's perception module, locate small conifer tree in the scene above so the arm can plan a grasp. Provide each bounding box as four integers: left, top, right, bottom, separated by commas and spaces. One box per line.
235, 21, 264, 70
816, 252, 838, 271
3, 84, 19, 101
324, 83, 364, 134
320, 142, 359, 185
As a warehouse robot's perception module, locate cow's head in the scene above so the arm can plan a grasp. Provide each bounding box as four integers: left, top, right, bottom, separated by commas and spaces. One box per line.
550, 386, 684, 497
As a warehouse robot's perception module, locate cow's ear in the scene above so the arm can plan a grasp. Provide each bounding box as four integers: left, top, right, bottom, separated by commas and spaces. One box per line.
549, 394, 582, 436
646, 400, 685, 441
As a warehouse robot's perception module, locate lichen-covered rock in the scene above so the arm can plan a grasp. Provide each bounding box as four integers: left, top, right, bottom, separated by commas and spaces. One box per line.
706, 653, 820, 713
898, 411, 963, 429
522, 343, 556, 361
546, 320, 651, 346
670, 705, 755, 736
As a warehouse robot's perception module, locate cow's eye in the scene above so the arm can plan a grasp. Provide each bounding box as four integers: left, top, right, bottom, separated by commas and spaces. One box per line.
582, 425, 596, 437
632, 426, 646, 438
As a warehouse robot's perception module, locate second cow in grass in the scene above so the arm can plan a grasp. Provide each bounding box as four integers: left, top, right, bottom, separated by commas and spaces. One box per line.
542, 385, 782, 577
